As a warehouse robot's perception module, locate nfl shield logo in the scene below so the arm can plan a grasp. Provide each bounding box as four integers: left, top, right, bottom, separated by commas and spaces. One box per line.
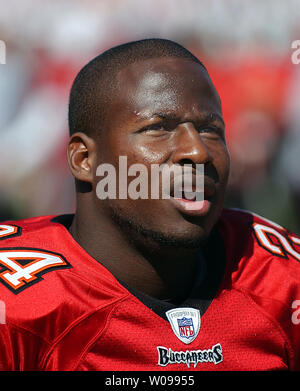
178, 317, 195, 339
166, 308, 200, 344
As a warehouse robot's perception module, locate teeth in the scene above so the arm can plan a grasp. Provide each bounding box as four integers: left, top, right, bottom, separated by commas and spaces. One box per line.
183, 192, 196, 200
186, 192, 205, 200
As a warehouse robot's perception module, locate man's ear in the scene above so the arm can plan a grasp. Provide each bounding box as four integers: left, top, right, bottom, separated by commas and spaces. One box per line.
67, 132, 96, 184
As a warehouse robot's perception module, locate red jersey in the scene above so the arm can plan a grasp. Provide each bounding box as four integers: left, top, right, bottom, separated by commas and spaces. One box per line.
0, 208, 299, 371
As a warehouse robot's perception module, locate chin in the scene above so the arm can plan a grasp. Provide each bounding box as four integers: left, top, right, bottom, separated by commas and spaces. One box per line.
132, 224, 209, 249
110, 208, 211, 249
155, 221, 211, 248
154, 231, 208, 249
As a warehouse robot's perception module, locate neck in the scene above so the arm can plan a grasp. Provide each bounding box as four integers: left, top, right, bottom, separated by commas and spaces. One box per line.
69, 201, 203, 301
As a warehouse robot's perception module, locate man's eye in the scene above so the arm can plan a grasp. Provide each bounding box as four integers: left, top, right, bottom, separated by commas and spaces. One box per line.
198, 126, 215, 133
141, 124, 167, 133
198, 126, 223, 137
149, 124, 165, 131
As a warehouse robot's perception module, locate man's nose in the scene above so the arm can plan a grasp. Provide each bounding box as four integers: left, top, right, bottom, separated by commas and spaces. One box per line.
171, 122, 213, 165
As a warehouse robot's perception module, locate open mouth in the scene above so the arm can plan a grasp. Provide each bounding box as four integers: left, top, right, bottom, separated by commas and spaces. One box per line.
173, 190, 203, 202
171, 196, 211, 215
168, 177, 216, 217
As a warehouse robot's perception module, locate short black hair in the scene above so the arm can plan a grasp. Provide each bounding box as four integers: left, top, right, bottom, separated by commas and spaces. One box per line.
68, 38, 207, 137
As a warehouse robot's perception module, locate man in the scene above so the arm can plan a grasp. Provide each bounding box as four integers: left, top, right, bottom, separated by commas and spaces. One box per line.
0, 38, 299, 371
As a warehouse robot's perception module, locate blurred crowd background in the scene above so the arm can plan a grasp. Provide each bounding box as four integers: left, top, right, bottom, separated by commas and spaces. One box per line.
0, 0, 300, 234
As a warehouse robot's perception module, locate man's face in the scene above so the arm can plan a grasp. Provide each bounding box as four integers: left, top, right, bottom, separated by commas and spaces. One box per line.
94, 57, 230, 247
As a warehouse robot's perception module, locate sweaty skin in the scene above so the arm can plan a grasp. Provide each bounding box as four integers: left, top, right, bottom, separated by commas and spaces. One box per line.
68, 57, 230, 301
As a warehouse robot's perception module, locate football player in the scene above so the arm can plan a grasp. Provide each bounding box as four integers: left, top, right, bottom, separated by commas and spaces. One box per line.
0, 39, 299, 371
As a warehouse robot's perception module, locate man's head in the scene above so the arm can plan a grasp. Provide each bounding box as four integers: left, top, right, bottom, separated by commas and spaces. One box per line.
67, 38, 230, 249
68, 38, 206, 138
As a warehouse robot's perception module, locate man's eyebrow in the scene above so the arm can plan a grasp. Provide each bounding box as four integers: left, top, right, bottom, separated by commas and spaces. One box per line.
135, 111, 225, 126
201, 112, 225, 126
135, 112, 176, 122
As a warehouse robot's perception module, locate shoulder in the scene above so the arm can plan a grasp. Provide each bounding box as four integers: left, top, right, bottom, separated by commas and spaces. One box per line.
0, 215, 72, 296
219, 208, 300, 287
219, 207, 300, 263
218, 209, 300, 352
218, 208, 300, 368
219, 207, 290, 235
0, 215, 128, 344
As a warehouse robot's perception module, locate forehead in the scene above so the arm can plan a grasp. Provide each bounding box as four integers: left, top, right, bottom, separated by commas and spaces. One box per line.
113, 57, 221, 119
